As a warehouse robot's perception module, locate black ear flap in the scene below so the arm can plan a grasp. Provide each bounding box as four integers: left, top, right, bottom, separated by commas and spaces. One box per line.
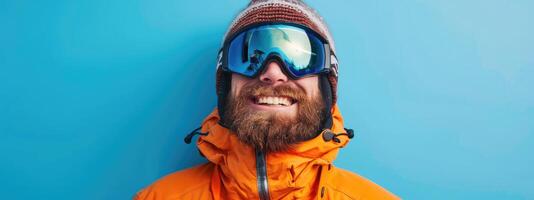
319, 74, 333, 130
217, 70, 232, 127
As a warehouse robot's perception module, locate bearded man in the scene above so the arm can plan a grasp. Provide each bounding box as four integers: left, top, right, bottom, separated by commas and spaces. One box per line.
135, 0, 398, 199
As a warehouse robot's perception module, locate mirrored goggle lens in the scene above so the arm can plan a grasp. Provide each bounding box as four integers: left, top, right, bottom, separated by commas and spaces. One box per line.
227, 24, 326, 78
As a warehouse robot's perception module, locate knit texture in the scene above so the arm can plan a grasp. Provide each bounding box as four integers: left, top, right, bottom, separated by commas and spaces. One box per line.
223, 0, 336, 52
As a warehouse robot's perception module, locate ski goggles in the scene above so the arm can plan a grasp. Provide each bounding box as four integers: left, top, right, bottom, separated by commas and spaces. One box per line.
217, 23, 338, 79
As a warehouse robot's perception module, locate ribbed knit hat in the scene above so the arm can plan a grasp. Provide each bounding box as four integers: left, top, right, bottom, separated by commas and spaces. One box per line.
216, 0, 338, 126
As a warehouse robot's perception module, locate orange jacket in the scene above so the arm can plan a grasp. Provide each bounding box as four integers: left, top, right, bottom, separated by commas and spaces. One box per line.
135, 105, 399, 200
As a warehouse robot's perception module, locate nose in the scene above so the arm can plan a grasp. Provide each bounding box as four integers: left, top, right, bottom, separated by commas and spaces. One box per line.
258, 61, 288, 85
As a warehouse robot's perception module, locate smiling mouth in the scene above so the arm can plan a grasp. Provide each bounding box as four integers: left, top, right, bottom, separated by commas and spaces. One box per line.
251, 96, 297, 106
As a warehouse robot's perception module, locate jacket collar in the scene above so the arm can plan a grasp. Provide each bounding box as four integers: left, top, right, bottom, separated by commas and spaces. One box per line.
195, 104, 350, 198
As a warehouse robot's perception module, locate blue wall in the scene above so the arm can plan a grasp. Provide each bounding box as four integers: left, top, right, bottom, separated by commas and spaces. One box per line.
1, 0, 533, 199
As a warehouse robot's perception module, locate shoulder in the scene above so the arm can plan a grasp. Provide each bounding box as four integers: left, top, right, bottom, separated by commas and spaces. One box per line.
326, 167, 400, 200
134, 163, 214, 200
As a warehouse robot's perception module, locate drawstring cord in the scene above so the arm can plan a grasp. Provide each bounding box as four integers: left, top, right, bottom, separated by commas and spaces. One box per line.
338, 128, 355, 139
184, 127, 208, 144
322, 128, 355, 143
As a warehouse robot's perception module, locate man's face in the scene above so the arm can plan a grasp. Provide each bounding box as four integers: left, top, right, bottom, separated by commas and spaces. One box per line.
223, 60, 326, 152
231, 61, 321, 117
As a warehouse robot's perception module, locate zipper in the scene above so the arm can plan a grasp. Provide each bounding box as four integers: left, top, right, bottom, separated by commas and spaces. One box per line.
255, 149, 270, 200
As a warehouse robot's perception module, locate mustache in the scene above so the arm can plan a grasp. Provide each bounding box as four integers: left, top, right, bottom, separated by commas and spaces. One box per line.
240, 82, 307, 102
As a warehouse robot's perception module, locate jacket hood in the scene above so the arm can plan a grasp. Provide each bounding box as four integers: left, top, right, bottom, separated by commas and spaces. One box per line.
194, 104, 351, 199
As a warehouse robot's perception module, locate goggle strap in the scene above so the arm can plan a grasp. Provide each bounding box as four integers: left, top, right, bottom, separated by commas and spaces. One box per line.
216, 49, 223, 70
330, 54, 339, 78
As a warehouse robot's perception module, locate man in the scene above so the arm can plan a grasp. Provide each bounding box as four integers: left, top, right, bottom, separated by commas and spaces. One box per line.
135, 0, 398, 199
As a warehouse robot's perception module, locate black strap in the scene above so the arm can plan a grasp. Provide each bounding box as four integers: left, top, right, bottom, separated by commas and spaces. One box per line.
319, 75, 333, 130
217, 71, 233, 124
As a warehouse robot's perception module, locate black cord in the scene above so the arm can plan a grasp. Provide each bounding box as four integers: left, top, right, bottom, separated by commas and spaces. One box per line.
184, 127, 208, 144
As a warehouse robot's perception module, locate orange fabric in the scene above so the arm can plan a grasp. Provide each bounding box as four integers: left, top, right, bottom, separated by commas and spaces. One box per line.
135, 105, 399, 200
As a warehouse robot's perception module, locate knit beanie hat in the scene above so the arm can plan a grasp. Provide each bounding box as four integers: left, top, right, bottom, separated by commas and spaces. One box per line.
216, 0, 339, 128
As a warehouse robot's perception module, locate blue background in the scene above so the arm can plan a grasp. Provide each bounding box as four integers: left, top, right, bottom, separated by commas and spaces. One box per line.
1, 0, 533, 199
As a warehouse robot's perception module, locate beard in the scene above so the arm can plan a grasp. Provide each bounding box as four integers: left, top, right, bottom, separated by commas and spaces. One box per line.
222, 81, 325, 153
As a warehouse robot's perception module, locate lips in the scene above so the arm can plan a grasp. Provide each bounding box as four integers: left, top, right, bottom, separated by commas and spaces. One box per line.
252, 96, 296, 106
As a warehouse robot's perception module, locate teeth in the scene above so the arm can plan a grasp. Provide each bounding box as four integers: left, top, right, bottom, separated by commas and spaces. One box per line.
257, 96, 292, 106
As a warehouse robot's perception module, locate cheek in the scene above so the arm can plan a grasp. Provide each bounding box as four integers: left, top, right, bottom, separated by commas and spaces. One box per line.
296, 76, 320, 98
230, 74, 247, 97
